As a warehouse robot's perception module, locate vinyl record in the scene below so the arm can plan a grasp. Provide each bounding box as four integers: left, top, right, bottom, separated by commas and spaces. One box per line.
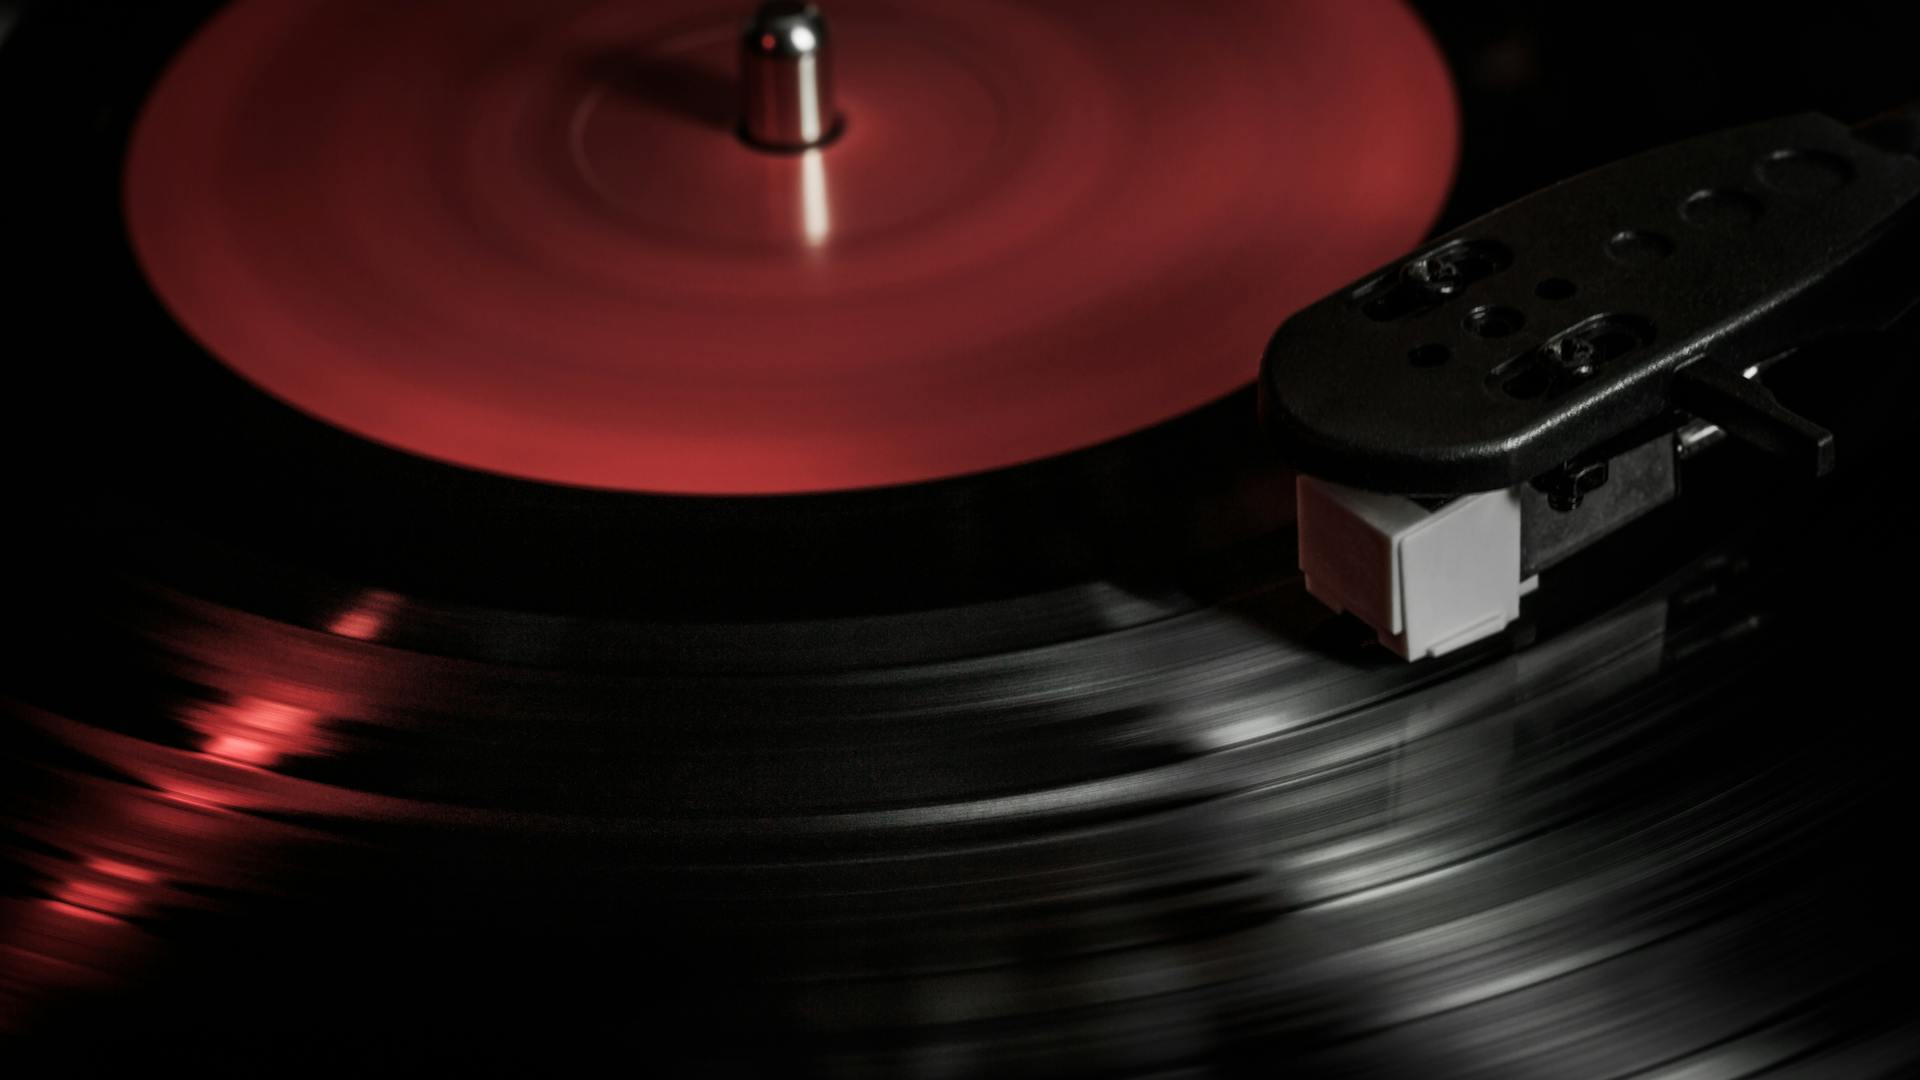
4, 1, 1920, 1076
122, 0, 1453, 494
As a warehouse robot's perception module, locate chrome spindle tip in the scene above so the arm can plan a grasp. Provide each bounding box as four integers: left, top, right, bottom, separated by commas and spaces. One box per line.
740, 2, 842, 151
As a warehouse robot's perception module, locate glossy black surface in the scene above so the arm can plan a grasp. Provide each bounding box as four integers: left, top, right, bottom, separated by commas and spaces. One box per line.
5, 2, 1920, 1076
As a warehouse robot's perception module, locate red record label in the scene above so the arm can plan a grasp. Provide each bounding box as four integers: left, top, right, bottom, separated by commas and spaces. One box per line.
124, 0, 1457, 494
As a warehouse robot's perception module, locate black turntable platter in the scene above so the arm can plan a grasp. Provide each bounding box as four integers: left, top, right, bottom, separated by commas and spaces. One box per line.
3, 1, 1920, 1076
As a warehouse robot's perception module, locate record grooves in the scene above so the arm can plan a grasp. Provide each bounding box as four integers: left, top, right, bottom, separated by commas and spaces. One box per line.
4, 1, 1920, 1076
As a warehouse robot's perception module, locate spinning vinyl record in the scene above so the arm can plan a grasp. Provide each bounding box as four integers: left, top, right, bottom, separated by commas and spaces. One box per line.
3, 1, 1920, 1076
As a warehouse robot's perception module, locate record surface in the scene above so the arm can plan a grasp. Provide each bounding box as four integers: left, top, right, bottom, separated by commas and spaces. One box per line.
4, 1, 1920, 1076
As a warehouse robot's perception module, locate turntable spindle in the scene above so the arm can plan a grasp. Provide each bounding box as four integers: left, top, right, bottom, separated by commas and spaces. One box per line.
740, 2, 842, 151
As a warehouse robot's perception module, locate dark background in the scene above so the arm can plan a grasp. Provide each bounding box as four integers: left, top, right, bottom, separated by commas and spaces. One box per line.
1418, 1, 1920, 231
